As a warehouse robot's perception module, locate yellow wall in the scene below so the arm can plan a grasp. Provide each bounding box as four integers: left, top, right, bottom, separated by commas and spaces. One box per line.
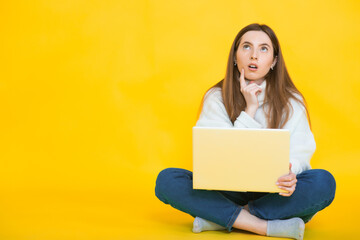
0, 0, 359, 239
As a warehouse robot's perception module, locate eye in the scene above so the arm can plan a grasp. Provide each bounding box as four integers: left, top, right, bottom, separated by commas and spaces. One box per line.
260, 46, 268, 52
243, 44, 250, 50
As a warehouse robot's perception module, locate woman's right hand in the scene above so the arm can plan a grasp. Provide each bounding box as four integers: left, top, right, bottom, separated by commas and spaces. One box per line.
239, 68, 262, 118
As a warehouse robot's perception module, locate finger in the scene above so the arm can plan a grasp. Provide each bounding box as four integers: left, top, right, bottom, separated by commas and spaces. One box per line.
278, 185, 295, 194
245, 82, 261, 88
250, 88, 262, 96
279, 192, 293, 197
278, 187, 293, 196
239, 68, 246, 90
244, 88, 261, 96
277, 176, 291, 183
277, 173, 296, 183
255, 90, 261, 96
277, 174, 297, 184
243, 84, 262, 94
277, 180, 297, 187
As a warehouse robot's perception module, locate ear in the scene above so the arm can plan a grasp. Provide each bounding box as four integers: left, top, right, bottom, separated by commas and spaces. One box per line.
271, 56, 278, 68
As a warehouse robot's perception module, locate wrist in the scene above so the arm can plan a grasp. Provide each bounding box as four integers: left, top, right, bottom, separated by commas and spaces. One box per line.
245, 106, 257, 118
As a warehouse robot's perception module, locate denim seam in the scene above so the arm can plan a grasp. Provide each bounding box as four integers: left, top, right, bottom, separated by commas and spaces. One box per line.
226, 205, 243, 232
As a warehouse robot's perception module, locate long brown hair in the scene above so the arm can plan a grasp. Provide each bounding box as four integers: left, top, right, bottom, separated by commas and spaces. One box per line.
197, 23, 310, 129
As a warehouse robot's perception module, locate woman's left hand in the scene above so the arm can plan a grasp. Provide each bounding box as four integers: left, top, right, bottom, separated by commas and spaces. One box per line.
276, 163, 297, 197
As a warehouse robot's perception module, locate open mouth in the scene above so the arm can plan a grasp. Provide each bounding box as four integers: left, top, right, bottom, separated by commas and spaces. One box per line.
248, 64, 258, 70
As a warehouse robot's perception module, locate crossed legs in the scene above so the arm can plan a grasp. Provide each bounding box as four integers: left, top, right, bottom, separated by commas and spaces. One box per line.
155, 168, 335, 239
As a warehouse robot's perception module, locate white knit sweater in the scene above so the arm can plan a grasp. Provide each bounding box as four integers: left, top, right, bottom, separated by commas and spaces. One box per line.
195, 80, 316, 175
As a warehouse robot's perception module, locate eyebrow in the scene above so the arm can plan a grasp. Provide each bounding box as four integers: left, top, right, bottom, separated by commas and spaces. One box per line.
242, 41, 271, 48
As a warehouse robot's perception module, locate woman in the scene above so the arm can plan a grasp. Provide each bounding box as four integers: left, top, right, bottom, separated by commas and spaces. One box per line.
155, 23, 336, 240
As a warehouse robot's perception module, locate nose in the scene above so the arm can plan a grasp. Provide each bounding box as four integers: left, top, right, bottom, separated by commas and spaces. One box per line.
250, 50, 258, 60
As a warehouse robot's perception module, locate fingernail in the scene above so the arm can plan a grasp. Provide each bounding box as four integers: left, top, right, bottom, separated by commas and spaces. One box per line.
276, 182, 279, 185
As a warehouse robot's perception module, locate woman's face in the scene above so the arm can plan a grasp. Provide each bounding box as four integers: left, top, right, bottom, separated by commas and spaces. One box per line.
235, 30, 277, 82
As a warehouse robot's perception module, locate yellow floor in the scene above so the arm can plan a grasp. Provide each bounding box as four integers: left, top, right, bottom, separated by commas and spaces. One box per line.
0, 169, 358, 240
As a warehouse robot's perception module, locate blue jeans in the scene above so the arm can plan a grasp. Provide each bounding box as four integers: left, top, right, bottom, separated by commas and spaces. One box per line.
155, 168, 336, 232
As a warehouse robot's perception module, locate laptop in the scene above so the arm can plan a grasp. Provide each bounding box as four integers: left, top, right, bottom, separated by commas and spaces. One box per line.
192, 127, 290, 193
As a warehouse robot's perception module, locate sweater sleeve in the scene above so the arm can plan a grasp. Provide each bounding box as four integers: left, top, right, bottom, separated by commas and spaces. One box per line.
195, 88, 262, 128
286, 100, 316, 175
